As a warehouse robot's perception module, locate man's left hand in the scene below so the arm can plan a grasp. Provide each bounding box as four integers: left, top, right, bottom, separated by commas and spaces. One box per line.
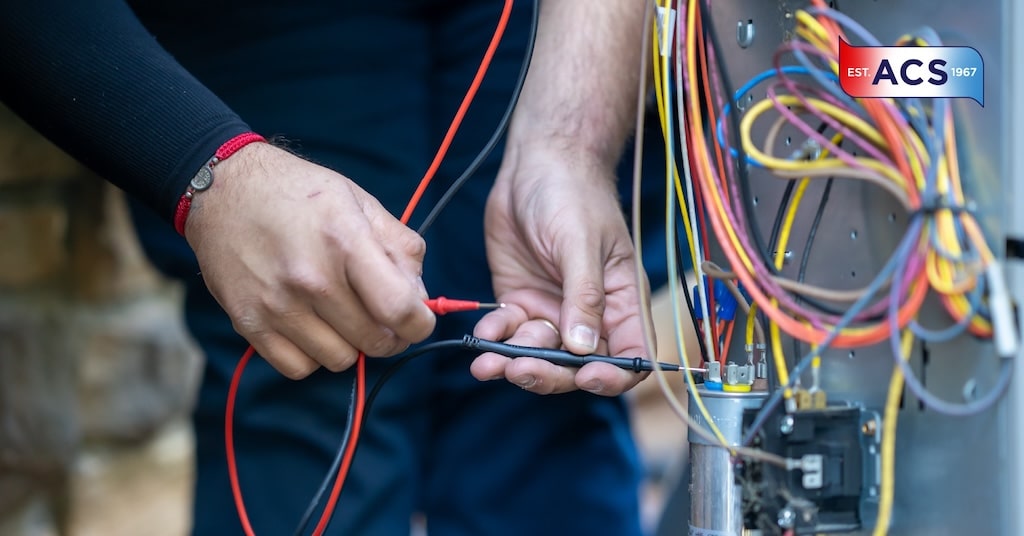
471, 144, 651, 396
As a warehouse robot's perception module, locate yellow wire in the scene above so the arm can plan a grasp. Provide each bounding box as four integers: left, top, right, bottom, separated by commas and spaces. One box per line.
652, 0, 730, 449
767, 132, 844, 385
650, 18, 699, 266
875, 329, 914, 536
766, 176, 810, 388
740, 97, 914, 190
795, 11, 833, 52
745, 301, 758, 348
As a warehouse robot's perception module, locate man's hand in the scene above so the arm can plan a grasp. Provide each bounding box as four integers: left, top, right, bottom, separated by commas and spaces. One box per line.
184, 142, 436, 379
469, 0, 647, 396
471, 144, 650, 396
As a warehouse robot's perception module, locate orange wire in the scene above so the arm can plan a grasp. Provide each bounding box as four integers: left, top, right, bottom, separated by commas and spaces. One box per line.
721, 320, 736, 360
695, 5, 730, 209
685, 70, 927, 347
694, 6, 720, 354
225, 1, 516, 534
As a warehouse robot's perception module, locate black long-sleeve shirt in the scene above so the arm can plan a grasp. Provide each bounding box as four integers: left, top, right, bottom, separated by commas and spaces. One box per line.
0, 0, 496, 224
0, 0, 254, 221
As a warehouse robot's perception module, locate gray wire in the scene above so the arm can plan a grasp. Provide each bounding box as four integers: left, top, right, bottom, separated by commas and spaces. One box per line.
742, 216, 922, 446
908, 280, 980, 343
888, 221, 1013, 416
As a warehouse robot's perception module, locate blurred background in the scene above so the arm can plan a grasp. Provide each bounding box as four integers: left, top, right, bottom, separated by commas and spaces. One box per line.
0, 105, 688, 536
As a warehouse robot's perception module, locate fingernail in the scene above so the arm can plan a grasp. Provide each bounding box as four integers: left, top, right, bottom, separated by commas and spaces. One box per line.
570, 324, 599, 353
582, 379, 604, 394
516, 376, 537, 389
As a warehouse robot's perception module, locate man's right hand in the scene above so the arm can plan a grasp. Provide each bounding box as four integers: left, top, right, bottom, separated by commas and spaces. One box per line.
183, 142, 436, 379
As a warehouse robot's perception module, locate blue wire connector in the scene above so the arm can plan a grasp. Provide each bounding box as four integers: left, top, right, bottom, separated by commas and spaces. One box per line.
714, 279, 739, 321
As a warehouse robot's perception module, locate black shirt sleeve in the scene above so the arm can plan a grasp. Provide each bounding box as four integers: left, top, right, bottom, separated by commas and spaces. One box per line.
0, 0, 252, 222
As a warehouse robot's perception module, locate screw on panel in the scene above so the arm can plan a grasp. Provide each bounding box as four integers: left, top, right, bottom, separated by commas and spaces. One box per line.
862, 419, 878, 436
771, 249, 793, 265
737, 19, 755, 48
780, 414, 795, 435
778, 507, 796, 529
963, 378, 978, 401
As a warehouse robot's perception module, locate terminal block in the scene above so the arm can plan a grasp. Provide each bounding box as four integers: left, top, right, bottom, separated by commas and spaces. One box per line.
738, 406, 877, 535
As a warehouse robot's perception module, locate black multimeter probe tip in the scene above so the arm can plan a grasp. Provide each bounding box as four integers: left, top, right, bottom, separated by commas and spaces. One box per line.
461, 335, 704, 373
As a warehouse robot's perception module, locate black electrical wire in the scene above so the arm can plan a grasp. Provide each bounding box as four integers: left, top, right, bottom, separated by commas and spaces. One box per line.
292, 339, 466, 536
765, 123, 826, 253
291, 376, 358, 536
415, 0, 540, 236
675, 220, 711, 362
301, 333, 694, 534
767, 180, 796, 254
296, 2, 540, 532
463, 335, 689, 372
792, 177, 834, 361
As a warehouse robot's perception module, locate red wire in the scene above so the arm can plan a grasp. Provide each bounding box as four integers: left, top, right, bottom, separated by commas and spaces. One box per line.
225, 1, 516, 534
225, 346, 255, 535
310, 357, 365, 536
400, 0, 516, 225
721, 320, 736, 360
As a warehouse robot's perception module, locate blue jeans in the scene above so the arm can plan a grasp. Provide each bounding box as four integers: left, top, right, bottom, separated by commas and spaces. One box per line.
129, 2, 645, 534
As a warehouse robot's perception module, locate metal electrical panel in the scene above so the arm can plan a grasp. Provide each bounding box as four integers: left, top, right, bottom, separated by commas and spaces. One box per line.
694, 1, 1019, 534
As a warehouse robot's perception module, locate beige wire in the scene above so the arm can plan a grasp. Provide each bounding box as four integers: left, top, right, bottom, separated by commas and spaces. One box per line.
702, 260, 889, 305
762, 115, 914, 211
632, 0, 708, 447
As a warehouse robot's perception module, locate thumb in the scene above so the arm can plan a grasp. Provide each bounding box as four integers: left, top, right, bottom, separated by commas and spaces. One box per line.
559, 246, 606, 355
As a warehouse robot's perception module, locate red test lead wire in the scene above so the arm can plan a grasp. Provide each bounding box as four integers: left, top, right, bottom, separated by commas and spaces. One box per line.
424, 297, 504, 315
226, 297, 502, 536
226, 1, 517, 534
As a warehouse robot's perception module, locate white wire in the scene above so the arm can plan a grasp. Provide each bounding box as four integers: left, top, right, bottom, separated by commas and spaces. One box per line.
673, 1, 716, 366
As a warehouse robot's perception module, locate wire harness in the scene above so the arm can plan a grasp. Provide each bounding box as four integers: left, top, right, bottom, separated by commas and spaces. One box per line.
636, 1, 1017, 534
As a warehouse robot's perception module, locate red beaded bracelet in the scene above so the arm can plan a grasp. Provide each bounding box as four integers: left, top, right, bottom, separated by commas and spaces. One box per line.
173, 132, 267, 236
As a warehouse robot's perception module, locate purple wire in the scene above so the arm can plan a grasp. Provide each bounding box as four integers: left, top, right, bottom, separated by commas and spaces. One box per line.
772, 41, 895, 167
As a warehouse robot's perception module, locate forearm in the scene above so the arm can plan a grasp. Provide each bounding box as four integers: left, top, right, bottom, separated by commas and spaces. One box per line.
0, 0, 250, 221
506, 0, 645, 167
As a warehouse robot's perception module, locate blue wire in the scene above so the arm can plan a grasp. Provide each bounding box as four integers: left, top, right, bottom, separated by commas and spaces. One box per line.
716, 66, 839, 166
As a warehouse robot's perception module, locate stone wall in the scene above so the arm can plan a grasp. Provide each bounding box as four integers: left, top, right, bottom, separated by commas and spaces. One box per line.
0, 106, 201, 535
